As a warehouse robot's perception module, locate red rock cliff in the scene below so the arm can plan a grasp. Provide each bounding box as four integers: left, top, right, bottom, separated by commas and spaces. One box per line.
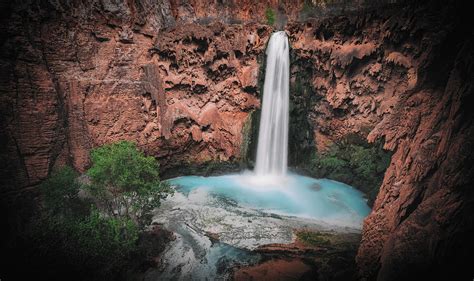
288, 2, 474, 280
1, 0, 473, 280
0, 0, 275, 190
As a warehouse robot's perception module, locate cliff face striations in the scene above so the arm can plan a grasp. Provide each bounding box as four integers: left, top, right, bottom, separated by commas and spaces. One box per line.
354, 5, 474, 281
0, 0, 275, 191
289, 3, 474, 280
1, 0, 473, 280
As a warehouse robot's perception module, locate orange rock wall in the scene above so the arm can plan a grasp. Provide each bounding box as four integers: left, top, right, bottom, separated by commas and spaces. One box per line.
288, 3, 474, 279
1, 1, 473, 280
0, 1, 274, 189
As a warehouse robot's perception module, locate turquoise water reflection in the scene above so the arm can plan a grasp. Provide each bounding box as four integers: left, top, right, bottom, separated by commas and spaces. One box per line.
168, 173, 371, 228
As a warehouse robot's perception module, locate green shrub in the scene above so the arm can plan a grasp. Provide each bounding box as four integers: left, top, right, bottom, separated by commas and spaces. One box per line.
297, 231, 331, 246
74, 208, 138, 256
31, 208, 138, 270
30, 166, 140, 280
88, 141, 161, 193
86, 141, 172, 228
310, 136, 392, 206
28, 142, 173, 280
265, 7, 276, 25
319, 155, 348, 171
40, 166, 87, 218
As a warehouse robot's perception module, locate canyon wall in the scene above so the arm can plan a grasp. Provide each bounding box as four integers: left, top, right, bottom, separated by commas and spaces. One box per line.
0, 0, 277, 192
288, 2, 474, 280
1, 0, 473, 280
0, 0, 402, 188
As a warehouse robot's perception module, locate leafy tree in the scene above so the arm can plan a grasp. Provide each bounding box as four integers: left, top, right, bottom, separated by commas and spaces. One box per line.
40, 166, 88, 218
32, 207, 139, 272
24, 142, 173, 280
265, 7, 276, 25
310, 136, 392, 206
86, 141, 172, 228
71, 208, 139, 266
31, 166, 140, 280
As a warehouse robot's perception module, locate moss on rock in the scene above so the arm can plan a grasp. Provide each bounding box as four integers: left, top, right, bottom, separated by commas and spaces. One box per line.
308, 134, 392, 206
296, 230, 332, 246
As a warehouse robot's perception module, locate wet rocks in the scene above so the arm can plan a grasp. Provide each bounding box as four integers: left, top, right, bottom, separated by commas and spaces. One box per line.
233, 231, 362, 281
288, 3, 474, 280
1, 1, 474, 280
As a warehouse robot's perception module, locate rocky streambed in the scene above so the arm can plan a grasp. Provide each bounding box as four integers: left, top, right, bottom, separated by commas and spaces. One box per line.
146, 175, 366, 280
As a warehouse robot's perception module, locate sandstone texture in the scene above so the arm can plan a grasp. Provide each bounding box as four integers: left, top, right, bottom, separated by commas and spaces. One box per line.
233, 231, 361, 281
0, 0, 274, 191
1, 0, 473, 280
288, 2, 474, 280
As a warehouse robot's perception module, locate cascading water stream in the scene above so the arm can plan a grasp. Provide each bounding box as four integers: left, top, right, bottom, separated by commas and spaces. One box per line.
150, 29, 370, 281
255, 31, 290, 176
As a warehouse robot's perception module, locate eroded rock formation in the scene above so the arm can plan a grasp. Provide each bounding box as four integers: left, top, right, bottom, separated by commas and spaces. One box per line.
0, 0, 275, 191
287, 2, 474, 280
1, 0, 473, 280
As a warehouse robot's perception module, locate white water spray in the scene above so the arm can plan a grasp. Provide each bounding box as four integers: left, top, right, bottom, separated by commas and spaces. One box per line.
255, 31, 290, 176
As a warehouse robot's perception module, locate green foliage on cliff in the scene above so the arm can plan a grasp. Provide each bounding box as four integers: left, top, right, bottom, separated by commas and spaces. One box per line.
297, 230, 331, 246
76, 208, 138, 256
32, 207, 139, 274
40, 166, 87, 218
299, 0, 356, 20
27, 142, 173, 280
86, 140, 172, 228
33, 166, 140, 279
310, 135, 392, 206
265, 7, 276, 25
88, 141, 161, 192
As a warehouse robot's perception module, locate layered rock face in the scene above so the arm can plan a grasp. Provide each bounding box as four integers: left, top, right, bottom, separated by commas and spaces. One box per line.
287, 2, 473, 280
1, 0, 473, 280
0, 0, 275, 191
146, 23, 272, 167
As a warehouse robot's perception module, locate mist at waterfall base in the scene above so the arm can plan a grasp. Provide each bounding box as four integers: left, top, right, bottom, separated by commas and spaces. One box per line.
166, 31, 370, 227
151, 31, 371, 279
169, 174, 370, 228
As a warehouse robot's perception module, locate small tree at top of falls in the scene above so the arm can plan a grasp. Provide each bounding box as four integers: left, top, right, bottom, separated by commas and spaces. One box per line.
265, 7, 276, 25
86, 141, 172, 229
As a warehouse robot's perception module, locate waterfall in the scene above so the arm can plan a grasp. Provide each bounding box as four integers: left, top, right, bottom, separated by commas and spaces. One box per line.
255, 31, 290, 176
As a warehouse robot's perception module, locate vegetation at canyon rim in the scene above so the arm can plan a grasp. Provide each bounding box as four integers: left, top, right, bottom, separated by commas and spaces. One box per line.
1, 0, 471, 279
265, 7, 276, 25
299, 0, 362, 20
25, 141, 172, 280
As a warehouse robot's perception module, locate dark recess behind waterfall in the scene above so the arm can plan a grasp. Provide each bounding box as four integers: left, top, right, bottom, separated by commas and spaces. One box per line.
2, 1, 474, 281
245, 45, 316, 172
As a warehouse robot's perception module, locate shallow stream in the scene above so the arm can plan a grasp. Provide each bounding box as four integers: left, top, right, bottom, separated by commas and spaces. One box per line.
146, 173, 370, 280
